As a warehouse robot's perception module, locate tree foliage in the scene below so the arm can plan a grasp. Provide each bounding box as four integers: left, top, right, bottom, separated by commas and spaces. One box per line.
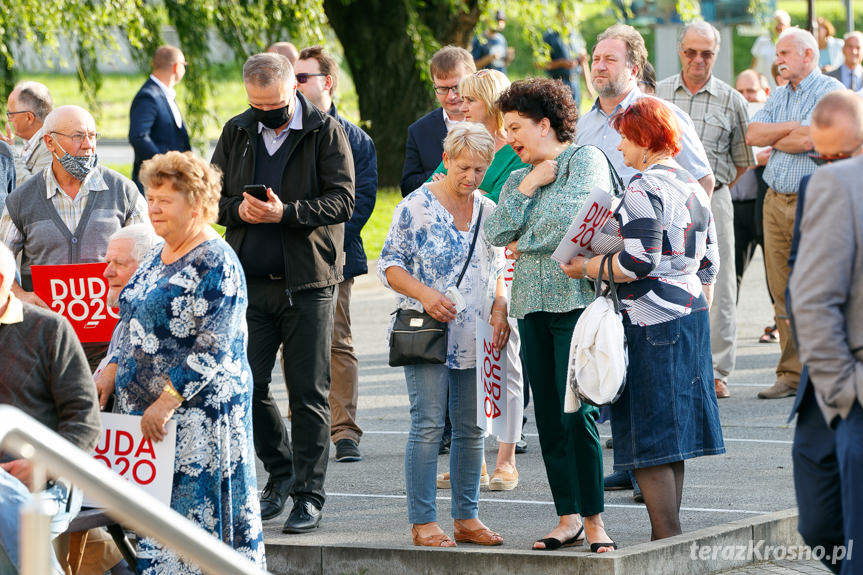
0, 0, 634, 184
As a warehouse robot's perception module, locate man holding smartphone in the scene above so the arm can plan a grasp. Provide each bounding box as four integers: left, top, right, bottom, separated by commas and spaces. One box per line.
213, 52, 355, 534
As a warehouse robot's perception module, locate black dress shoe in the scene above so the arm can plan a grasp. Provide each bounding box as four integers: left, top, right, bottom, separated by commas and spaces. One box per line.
282, 500, 322, 533
438, 435, 451, 455
515, 433, 528, 454
259, 476, 293, 520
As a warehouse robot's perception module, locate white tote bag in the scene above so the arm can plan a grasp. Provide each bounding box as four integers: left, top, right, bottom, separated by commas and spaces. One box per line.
565, 254, 628, 411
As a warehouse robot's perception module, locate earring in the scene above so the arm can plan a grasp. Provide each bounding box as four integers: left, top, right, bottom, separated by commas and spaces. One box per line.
642, 152, 648, 165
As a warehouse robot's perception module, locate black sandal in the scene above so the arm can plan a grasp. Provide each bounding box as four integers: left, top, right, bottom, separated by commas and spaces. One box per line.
590, 541, 618, 553
533, 526, 584, 550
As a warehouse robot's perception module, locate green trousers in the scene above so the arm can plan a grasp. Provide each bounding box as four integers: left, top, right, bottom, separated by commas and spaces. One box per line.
519, 308, 605, 517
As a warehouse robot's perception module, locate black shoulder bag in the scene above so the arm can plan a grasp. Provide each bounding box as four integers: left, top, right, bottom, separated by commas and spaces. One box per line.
388, 205, 485, 367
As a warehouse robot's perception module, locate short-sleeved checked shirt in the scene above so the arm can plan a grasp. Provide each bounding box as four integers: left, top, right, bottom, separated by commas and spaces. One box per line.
751, 68, 844, 194
576, 86, 713, 185
655, 74, 755, 186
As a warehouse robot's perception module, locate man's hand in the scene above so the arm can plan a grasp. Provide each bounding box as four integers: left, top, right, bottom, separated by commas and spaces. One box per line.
1, 459, 34, 487
0, 124, 14, 145
239, 189, 284, 224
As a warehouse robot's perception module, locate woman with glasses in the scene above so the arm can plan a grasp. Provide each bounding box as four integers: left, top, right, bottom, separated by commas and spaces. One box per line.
429, 69, 527, 493
379, 123, 509, 547
562, 97, 725, 541
485, 78, 616, 552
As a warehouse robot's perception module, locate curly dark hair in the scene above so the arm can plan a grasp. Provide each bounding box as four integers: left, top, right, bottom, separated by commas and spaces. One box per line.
496, 78, 579, 143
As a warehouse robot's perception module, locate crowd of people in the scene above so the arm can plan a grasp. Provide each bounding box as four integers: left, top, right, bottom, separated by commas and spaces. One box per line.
0, 9, 861, 575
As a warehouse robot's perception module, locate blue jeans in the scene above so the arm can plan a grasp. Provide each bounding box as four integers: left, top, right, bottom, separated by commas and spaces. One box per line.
0, 469, 82, 574
403, 365, 483, 524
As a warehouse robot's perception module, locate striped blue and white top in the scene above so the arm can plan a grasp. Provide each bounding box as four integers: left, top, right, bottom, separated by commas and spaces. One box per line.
614, 164, 719, 327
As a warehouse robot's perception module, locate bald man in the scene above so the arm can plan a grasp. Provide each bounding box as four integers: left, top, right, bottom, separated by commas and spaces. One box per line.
129, 45, 191, 192
268, 42, 299, 64
0, 105, 147, 369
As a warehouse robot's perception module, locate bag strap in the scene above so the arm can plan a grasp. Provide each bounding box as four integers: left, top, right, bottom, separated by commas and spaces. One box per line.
595, 253, 622, 315
456, 203, 485, 288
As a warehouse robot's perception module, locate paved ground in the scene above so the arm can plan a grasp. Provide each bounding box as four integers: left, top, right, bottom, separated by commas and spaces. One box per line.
98, 139, 821, 573
248, 248, 831, 574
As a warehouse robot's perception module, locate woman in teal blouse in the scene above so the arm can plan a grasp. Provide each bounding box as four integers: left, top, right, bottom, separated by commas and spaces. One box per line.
485, 78, 616, 552
430, 69, 528, 492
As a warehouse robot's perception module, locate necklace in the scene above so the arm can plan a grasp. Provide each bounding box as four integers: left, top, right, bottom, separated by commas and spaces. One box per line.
438, 182, 473, 231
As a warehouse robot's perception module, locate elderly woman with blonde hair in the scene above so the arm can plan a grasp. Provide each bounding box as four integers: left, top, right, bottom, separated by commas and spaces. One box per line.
106, 151, 265, 573
431, 68, 528, 492
379, 123, 509, 547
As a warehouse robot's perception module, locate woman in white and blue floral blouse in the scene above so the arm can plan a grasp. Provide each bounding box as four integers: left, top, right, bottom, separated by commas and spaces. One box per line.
378, 123, 509, 548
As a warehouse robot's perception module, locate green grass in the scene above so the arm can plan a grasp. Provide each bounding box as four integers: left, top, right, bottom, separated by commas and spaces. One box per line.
360, 187, 401, 261
16, 64, 362, 143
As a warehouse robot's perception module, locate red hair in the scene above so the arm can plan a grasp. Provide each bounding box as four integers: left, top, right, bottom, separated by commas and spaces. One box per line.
611, 98, 682, 156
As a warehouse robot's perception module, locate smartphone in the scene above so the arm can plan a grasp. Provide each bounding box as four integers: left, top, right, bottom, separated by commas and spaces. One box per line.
243, 184, 269, 202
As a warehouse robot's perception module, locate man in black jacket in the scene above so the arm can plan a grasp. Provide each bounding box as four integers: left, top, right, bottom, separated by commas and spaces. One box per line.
213, 52, 355, 534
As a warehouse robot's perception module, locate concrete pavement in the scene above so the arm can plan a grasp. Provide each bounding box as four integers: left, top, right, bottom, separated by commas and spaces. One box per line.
253, 250, 827, 574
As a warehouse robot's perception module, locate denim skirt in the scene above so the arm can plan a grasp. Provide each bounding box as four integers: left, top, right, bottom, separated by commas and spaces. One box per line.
610, 310, 725, 471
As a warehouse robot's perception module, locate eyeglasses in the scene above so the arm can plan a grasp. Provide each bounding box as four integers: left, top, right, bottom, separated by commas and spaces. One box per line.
808, 142, 863, 165
433, 84, 460, 96
5, 110, 32, 118
682, 49, 716, 60
50, 131, 100, 145
296, 73, 327, 84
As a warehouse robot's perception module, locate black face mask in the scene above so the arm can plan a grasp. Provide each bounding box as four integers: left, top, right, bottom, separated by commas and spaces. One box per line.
251, 105, 291, 129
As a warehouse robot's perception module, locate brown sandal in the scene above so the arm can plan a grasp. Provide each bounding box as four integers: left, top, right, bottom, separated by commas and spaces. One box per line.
412, 525, 456, 547
453, 521, 503, 546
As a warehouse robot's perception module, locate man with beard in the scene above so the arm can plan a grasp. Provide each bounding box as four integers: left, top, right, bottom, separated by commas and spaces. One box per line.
576, 23, 715, 196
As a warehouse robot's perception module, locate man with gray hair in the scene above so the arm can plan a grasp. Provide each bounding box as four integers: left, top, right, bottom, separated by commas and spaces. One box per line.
826, 31, 863, 90
0, 105, 147, 371
656, 20, 755, 399
746, 27, 843, 399
213, 52, 354, 533
1, 81, 53, 183
95, 222, 160, 409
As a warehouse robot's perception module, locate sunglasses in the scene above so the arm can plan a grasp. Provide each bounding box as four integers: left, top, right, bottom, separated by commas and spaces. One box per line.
682, 49, 716, 61
296, 73, 327, 84
809, 142, 863, 166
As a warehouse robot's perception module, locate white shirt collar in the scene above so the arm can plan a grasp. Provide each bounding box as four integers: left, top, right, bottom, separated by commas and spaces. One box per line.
442, 108, 461, 132
150, 74, 176, 101
45, 164, 106, 200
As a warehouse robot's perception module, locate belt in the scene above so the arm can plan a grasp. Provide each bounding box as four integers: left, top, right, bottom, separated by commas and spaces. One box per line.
713, 182, 727, 191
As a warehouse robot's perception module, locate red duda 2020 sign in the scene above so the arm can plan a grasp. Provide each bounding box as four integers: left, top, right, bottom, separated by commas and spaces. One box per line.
30, 263, 119, 342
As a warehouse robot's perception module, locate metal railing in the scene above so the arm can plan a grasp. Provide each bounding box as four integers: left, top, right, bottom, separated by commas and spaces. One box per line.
0, 405, 270, 575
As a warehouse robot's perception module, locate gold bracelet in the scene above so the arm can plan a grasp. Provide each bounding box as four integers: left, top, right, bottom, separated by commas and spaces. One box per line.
492, 309, 508, 317
162, 383, 185, 404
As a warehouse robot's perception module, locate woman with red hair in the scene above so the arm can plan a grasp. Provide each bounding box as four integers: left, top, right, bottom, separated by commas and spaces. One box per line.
563, 97, 725, 540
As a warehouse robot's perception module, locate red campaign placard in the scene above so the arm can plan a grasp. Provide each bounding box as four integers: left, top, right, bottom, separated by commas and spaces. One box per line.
30, 263, 119, 343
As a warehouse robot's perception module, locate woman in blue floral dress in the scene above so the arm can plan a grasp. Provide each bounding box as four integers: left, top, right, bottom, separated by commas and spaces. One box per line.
110, 152, 265, 573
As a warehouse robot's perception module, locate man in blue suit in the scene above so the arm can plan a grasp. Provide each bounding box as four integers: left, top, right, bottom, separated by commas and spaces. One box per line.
129, 45, 191, 192
399, 46, 475, 197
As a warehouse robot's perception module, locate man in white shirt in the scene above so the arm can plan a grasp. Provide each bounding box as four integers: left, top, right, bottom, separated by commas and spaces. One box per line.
0, 81, 54, 184
827, 31, 863, 90
128, 45, 191, 192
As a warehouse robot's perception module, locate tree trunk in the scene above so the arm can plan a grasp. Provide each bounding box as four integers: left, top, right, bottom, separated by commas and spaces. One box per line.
324, 0, 479, 188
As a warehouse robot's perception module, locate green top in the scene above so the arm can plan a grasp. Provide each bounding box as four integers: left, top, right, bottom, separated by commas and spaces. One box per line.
429, 144, 528, 204
484, 144, 612, 319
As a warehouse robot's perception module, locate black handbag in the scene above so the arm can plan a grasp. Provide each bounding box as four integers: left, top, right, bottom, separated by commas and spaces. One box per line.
388, 205, 485, 367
